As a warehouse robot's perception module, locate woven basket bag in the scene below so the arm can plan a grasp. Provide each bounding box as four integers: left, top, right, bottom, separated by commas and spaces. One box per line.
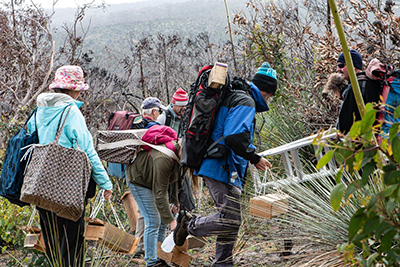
20, 106, 92, 222
96, 129, 146, 164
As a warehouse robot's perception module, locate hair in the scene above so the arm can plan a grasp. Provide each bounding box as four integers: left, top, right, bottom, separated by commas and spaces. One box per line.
53, 88, 70, 94
142, 108, 155, 115
188, 169, 199, 193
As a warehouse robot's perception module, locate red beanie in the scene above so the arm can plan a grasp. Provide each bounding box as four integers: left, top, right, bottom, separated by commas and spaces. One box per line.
172, 88, 189, 106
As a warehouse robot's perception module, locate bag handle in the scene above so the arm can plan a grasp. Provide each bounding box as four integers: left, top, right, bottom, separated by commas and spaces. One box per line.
27, 207, 37, 227
89, 189, 125, 230
23, 107, 37, 128
54, 106, 72, 144
20, 106, 72, 169
23, 108, 38, 140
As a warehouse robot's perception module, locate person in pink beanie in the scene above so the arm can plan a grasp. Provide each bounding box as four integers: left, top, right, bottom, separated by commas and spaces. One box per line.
157, 88, 189, 136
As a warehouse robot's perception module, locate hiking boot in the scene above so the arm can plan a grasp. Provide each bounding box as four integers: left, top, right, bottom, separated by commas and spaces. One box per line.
132, 250, 144, 259
149, 258, 170, 267
173, 210, 192, 246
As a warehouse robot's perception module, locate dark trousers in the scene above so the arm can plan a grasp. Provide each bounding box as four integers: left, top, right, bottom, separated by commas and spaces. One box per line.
37, 207, 86, 267
187, 177, 242, 267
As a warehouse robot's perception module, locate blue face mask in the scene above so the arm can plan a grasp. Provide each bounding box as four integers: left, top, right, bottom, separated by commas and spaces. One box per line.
250, 82, 270, 112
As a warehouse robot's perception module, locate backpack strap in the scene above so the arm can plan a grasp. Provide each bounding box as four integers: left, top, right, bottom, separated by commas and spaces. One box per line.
24, 108, 38, 138
165, 109, 172, 127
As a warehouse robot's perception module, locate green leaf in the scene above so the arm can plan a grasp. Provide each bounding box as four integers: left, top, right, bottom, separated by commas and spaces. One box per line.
380, 137, 389, 151
392, 136, 400, 164
354, 151, 364, 171
348, 208, 366, 242
349, 121, 362, 139
365, 102, 375, 113
330, 183, 345, 212
394, 105, 400, 118
379, 229, 396, 252
386, 198, 396, 215
383, 164, 397, 173
382, 184, 398, 197
361, 109, 377, 134
335, 166, 344, 184
314, 144, 324, 156
389, 123, 400, 143
316, 150, 334, 170
337, 242, 349, 252
367, 195, 378, 209
361, 162, 375, 185
362, 214, 380, 236
335, 146, 353, 165
344, 180, 363, 200
375, 221, 391, 239
385, 170, 400, 185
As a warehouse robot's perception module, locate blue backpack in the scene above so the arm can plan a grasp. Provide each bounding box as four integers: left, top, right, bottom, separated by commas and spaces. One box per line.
0, 108, 38, 206
382, 70, 400, 136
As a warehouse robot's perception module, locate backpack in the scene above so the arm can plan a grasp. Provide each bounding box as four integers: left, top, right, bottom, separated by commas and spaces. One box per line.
179, 65, 231, 169
108, 111, 148, 130
364, 59, 399, 119
177, 172, 195, 211
337, 72, 382, 134
382, 72, 400, 134
0, 108, 38, 206
141, 125, 178, 154
107, 111, 147, 178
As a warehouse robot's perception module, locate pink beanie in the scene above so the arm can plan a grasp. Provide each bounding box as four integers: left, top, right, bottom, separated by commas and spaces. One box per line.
172, 88, 189, 106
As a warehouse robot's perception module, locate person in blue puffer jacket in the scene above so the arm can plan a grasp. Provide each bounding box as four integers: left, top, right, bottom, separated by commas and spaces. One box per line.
174, 62, 277, 267
26, 65, 113, 267
382, 74, 400, 137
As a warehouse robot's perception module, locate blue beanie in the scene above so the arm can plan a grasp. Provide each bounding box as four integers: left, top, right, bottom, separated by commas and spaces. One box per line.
252, 62, 278, 95
337, 49, 363, 70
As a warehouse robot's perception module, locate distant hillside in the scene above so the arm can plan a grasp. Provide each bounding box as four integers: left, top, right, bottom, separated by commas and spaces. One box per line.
50, 0, 247, 56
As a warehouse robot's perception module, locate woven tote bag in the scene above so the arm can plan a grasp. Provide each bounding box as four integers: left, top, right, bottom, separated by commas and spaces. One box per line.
20, 106, 92, 222
96, 129, 147, 164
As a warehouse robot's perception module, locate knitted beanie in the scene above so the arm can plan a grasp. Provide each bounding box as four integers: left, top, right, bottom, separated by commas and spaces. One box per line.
172, 88, 189, 106
337, 49, 363, 70
252, 62, 278, 95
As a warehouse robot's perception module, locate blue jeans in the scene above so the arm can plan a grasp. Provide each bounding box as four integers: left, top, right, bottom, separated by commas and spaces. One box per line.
128, 183, 166, 266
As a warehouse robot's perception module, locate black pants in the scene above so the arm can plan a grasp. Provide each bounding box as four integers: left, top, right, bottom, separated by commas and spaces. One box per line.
37, 207, 86, 267
187, 177, 242, 267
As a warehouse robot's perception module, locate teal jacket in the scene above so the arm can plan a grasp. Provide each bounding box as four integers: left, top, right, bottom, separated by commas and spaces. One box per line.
27, 93, 112, 190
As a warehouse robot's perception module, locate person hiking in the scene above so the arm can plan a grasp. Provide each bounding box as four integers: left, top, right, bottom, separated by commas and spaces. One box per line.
336, 49, 363, 83
336, 50, 383, 134
26, 65, 113, 267
173, 62, 276, 267
126, 125, 181, 267
157, 88, 189, 135
129, 96, 167, 258
139, 97, 167, 129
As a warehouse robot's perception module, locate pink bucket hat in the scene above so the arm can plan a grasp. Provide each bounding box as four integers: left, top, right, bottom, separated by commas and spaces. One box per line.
49, 65, 89, 91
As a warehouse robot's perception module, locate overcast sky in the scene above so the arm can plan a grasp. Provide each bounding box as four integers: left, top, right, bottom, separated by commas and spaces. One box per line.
30, 0, 144, 9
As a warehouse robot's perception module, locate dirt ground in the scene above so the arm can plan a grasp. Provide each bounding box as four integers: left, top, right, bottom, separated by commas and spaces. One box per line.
0, 218, 301, 267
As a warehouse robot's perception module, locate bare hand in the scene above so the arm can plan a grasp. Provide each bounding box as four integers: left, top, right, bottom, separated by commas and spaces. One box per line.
104, 189, 112, 200
171, 205, 179, 214
254, 157, 271, 171
170, 219, 177, 231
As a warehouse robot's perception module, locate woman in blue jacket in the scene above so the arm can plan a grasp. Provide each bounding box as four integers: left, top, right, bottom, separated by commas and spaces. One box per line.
27, 65, 113, 267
